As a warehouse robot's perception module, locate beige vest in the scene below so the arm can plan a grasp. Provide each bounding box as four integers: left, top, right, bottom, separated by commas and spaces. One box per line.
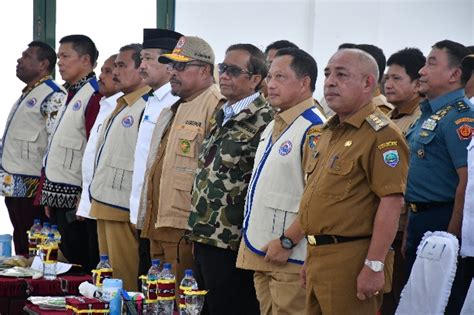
243, 108, 322, 263
89, 92, 148, 210
155, 84, 225, 230
2, 80, 66, 177
44, 80, 99, 186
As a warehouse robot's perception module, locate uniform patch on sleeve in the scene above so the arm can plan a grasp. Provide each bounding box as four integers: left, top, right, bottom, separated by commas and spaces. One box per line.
377, 141, 398, 150
457, 124, 473, 140
383, 150, 400, 167
455, 117, 474, 125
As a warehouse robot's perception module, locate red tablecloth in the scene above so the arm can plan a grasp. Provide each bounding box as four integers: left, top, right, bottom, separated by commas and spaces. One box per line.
23, 301, 67, 315
0, 274, 91, 314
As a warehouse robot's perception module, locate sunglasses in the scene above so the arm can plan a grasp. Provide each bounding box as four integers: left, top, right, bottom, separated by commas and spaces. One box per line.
167, 61, 206, 72
217, 63, 253, 77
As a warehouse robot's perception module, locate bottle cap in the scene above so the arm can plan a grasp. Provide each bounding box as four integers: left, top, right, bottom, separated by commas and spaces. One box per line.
44, 222, 51, 227
51, 225, 58, 230
163, 263, 172, 270
185, 269, 193, 277
34, 219, 41, 224
100, 254, 109, 261
151, 259, 160, 266
48, 233, 54, 238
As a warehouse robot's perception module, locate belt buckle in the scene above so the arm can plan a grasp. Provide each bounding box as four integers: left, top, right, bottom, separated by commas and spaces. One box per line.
307, 235, 317, 246
408, 203, 417, 213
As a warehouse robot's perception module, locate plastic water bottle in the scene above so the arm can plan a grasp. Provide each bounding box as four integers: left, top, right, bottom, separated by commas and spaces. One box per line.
93, 255, 113, 295
27, 219, 42, 257
50, 225, 61, 244
41, 233, 58, 280
144, 259, 161, 314
158, 263, 176, 315
40, 222, 51, 245
179, 269, 198, 315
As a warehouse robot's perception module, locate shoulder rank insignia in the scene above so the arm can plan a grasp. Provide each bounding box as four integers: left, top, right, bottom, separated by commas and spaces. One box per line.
421, 105, 454, 131
454, 100, 470, 112
366, 112, 389, 131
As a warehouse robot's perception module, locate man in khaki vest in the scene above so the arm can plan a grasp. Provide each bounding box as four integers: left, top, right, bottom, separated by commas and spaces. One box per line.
381, 47, 425, 314
136, 36, 224, 296
0, 41, 66, 256
89, 44, 150, 291
38, 35, 101, 272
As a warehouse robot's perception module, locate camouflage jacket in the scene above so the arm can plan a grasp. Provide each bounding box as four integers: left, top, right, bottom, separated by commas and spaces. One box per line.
188, 94, 274, 251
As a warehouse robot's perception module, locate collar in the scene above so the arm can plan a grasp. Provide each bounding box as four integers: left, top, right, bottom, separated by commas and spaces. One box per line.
117, 85, 152, 107
327, 101, 376, 130
222, 91, 260, 115
64, 72, 96, 93
153, 82, 172, 101
389, 96, 421, 119
423, 88, 465, 112
22, 75, 51, 94
276, 97, 315, 126
100, 92, 123, 108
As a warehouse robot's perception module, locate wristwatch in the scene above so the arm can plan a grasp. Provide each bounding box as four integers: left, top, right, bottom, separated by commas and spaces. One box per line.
364, 259, 384, 272
280, 234, 296, 250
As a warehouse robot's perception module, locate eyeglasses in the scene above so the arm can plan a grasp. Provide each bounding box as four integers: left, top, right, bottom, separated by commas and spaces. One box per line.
166, 61, 206, 72
217, 63, 253, 77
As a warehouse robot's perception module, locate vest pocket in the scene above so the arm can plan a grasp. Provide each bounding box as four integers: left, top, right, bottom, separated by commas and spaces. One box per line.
58, 136, 84, 170
107, 156, 133, 191
171, 171, 193, 213
263, 192, 300, 236
14, 129, 40, 160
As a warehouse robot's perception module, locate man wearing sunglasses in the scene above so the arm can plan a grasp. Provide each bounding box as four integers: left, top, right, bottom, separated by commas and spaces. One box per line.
142, 35, 224, 294
187, 44, 273, 315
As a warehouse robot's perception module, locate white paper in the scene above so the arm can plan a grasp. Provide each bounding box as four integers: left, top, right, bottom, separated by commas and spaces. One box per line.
31, 256, 72, 275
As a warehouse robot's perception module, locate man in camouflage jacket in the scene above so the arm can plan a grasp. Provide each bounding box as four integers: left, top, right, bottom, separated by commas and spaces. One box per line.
188, 44, 274, 315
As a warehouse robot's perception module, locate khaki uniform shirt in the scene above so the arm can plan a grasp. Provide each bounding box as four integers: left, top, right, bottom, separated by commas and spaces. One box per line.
237, 98, 323, 273
299, 102, 409, 237
388, 96, 422, 135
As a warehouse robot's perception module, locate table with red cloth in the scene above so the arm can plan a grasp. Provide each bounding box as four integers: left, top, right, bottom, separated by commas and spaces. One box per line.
0, 273, 91, 314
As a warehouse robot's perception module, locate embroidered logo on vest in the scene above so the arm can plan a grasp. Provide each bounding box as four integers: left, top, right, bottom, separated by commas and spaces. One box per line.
26, 97, 37, 107
122, 115, 134, 128
279, 140, 293, 156
72, 100, 82, 111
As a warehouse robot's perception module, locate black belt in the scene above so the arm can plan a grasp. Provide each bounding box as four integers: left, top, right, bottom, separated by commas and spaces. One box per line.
407, 201, 454, 213
306, 235, 370, 246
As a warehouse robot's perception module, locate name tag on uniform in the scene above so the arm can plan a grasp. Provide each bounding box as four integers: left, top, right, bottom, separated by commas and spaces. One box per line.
419, 241, 445, 261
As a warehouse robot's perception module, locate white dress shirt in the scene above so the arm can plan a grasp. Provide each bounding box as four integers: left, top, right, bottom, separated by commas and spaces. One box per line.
129, 83, 179, 224
77, 92, 122, 218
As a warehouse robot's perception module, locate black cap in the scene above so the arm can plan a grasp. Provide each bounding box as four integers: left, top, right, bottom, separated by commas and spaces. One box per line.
142, 28, 183, 50
463, 54, 474, 70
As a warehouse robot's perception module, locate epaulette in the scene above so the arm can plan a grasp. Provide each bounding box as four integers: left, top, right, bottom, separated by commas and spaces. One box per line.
365, 112, 390, 131
454, 100, 470, 112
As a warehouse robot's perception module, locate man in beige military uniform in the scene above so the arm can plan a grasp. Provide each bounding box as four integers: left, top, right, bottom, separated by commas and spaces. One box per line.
299, 48, 409, 315
381, 47, 425, 314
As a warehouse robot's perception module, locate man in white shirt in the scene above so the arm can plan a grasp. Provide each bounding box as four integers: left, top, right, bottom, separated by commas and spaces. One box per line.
131, 28, 182, 280
76, 54, 122, 269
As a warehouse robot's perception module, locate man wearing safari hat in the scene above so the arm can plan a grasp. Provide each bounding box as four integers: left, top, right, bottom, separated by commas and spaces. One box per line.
138, 36, 224, 293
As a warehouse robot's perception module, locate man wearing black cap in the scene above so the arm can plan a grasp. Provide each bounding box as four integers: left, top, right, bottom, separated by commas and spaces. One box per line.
131, 28, 181, 282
